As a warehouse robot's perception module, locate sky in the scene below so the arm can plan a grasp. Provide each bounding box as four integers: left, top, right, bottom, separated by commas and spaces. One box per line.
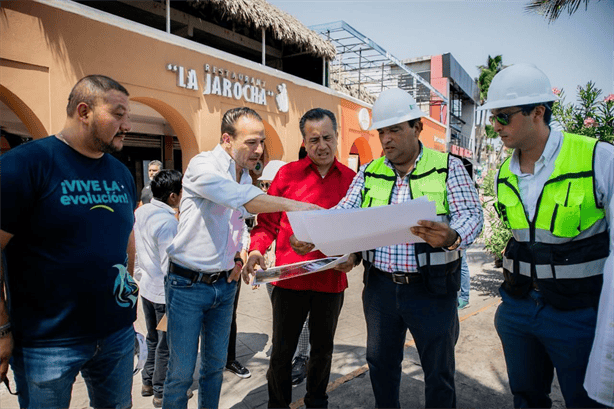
268, 0, 614, 104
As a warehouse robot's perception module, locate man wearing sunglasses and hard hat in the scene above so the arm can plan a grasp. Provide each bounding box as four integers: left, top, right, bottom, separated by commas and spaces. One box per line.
480, 63, 614, 408
323, 88, 483, 408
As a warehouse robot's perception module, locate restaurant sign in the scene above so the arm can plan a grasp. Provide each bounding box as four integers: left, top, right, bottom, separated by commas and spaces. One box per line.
166, 63, 289, 113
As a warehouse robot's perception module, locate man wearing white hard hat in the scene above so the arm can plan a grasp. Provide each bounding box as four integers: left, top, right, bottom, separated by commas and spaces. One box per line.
333, 88, 483, 408
258, 160, 287, 192
243, 108, 357, 408
480, 63, 614, 408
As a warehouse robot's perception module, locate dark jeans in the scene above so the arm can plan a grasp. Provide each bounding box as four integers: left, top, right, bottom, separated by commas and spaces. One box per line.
227, 279, 241, 363
141, 296, 169, 399
363, 269, 459, 408
268, 286, 344, 408
495, 288, 605, 408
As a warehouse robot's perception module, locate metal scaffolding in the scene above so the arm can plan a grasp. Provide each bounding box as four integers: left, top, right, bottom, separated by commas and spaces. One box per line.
310, 21, 448, 106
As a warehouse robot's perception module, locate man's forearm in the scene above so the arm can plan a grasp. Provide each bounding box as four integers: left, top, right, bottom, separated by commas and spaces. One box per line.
244, 194, 320, 214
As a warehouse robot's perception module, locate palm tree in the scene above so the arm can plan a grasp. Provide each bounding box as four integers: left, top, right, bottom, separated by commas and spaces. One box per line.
477, 55, 503, 105
525, 0, 593, 23
475, 55, 504, 165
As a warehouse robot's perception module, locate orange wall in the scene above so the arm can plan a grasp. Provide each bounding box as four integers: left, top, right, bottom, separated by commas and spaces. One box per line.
1, 2, 447, 169
0, 2, 383, 169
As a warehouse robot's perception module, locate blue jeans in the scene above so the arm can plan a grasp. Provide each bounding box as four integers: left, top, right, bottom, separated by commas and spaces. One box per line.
10, 325, 134, 409
163, 273, 237, 409
458, 251, 470, 303
363, 268, 459, 408
495, 288, 605, 408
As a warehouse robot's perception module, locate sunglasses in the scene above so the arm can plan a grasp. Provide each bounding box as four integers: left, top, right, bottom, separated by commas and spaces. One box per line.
489, 109, 523, 126
260, 182, 271, 190
3, 378, 18, 396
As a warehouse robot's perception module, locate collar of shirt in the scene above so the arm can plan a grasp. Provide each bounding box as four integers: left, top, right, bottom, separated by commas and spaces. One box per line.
383, 142, 424, 179
509, 129, 562, 177
213, 144, 252, 183
298, 155, 342, 178
149, 198, 176, 215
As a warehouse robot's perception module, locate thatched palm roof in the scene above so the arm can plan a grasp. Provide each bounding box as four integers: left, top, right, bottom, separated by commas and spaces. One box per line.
188, 0, 336, 60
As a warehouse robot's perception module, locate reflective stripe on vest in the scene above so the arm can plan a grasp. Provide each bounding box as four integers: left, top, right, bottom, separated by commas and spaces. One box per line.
495, 132, 607, 283
502, 257, 605, 279
512, 220, 608, 244
417, 250, 460, 266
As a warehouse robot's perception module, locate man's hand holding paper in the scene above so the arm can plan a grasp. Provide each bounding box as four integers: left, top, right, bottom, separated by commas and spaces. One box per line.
289, 234, 315, 255
410, 220, 459, 248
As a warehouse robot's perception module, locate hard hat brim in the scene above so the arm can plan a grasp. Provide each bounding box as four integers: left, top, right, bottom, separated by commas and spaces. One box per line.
368, 110, 426, 131
478, 94, 559, 111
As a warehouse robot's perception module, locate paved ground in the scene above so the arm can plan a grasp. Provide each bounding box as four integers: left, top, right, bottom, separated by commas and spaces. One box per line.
1, 245, 565, 408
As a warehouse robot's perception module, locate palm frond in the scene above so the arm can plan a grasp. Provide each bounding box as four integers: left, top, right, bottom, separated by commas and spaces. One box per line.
525, 0, 592, 22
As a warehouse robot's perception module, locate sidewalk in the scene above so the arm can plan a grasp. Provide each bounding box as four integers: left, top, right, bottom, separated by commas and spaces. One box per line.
1, 245, 564, 408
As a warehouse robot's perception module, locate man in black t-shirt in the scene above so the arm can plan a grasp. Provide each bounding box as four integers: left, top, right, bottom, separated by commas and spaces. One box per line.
0, 75, 138, 409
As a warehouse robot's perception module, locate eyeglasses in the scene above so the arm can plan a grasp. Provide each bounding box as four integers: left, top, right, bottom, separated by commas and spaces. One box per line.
489, 109, 523, 126
3, 378, 18, 396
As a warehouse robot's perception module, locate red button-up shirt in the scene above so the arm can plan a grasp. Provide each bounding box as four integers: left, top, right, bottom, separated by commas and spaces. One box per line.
249, 156, 356, 293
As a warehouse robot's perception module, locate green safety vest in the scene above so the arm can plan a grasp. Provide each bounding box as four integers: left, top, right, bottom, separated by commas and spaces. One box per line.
360, 148, 461, 295
495, 132, 607, 310
361, 148, 449, 215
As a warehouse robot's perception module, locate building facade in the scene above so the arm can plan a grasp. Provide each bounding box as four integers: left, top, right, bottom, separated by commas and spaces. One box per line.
1, 1, 447, 193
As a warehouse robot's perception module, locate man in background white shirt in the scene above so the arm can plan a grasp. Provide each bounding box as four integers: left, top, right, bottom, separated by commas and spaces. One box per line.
134, 169, 182, 407
163, 107, 320, 409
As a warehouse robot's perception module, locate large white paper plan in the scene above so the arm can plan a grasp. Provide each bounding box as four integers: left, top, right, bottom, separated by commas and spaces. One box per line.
287, 197, 437, 256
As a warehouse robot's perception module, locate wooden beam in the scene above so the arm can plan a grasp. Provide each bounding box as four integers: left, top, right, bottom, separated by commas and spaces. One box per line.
118, 1, 282, 59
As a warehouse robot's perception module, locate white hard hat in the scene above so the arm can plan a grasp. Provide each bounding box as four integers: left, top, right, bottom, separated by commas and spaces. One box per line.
258, 160, 287, 181
369, 88, 426, 130
478, 63, 558, 111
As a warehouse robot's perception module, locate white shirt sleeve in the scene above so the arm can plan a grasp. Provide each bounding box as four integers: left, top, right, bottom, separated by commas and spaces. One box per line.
158, 217, 178, 275
183, 154, 264, 219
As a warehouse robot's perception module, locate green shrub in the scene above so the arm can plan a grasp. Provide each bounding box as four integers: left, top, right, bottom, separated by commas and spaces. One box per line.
481, 169, 512, 261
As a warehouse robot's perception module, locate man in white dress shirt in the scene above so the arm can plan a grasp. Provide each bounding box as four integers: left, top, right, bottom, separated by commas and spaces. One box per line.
162, 107, 320, 409
134, 169, 182, 407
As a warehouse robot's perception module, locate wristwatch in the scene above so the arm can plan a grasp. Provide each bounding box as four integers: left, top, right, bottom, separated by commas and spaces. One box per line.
446, 231, 462, 251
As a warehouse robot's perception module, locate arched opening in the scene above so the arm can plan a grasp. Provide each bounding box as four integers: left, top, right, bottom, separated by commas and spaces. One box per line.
130, 97, 199, 168
110, 97, 197, 199
262, 120, 284, 161
349, 136, 374, 171
250, 119, 284, 183
0, 85, 46, 154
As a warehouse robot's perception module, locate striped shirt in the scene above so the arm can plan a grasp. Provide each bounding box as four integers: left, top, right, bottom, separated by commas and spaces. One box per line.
335, 146, 483, 273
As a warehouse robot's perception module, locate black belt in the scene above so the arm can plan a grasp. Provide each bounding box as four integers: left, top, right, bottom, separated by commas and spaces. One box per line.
374, 267, 422, 285
169, 262, 231, 285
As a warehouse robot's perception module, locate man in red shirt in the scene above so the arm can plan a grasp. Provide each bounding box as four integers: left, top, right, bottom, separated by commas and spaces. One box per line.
243, 108, 357, 408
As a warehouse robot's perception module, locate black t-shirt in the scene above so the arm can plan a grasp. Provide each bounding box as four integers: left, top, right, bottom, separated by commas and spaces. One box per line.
1, 136, 138, 346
